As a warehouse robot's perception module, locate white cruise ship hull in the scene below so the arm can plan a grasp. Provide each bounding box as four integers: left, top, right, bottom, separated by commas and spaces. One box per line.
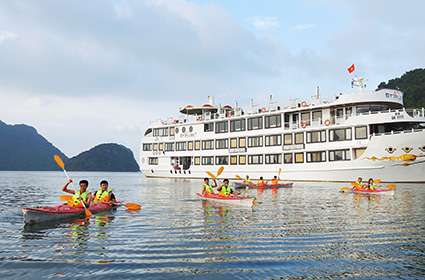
142, 130, 425, 183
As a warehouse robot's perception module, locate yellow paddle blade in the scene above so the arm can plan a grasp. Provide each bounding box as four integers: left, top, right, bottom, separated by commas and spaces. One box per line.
206, 171, 216, 179
340, 187, 350, 191
235, 175, 242, 180
125, 202, 142, 211
387, 184, 396, 190
374, 179, 382, 184
216, 166, 224, 177
59, 194, 73, 202
53, 154, 65, 170
278, 168, 282, 176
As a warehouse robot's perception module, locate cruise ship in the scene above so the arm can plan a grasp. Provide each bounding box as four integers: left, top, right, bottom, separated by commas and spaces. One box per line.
140, 80, 425, 183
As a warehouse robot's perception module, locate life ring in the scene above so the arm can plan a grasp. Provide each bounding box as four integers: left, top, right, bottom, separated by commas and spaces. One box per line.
260, 107, 267, 113
301, 101, 308, 107
301, 121, 307, 128
324, 119, 331, 126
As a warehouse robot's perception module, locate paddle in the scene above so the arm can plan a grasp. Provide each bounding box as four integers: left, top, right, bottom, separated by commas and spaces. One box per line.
278, 168, 282, 179
339, 186, 351, 191
59, 194, 73, 202
54, 154, 92, 218
206, 166, 225, 180
387, 184, 396, 190
235, 175, 242, 180
59, 195, 141, 211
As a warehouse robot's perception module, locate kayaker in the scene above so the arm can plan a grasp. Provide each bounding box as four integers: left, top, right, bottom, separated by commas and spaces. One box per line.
243, 175, 253, 186
257, 177, 267, 188
271, 176, 279, 186
353, 177, 364, 190
202, 177, 217, 195
62, 179, 93, 208
366, 178, 376, 190
93, 180, 116, 204
217, 179, 233, 197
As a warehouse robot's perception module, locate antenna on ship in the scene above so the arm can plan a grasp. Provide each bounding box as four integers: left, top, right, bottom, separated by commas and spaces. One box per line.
316, 86, 320, 99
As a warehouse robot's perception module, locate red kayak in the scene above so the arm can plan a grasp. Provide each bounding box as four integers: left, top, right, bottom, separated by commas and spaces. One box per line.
340, 186, 395, 195
22, 203, 116, 224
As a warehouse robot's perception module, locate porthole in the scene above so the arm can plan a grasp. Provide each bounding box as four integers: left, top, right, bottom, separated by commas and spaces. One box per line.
402, 147, 413, 153
385, 147, 396, 154
175, 128, 179, 134
151, 169, 154, 173
179, 170, 182, 174
188, 170, 191, 174
170, 170, 173, 174
419, 146, 425, 153
182, 127, 186, 133
174, 170, 177, 174
183, 170, 186, 174
189, 126, 193, 132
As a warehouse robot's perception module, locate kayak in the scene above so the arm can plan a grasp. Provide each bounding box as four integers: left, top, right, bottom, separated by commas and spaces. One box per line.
234, 182, 293, 190
196, 193, 255, 207
340, 187, 395, 195
22, 203, 116, 224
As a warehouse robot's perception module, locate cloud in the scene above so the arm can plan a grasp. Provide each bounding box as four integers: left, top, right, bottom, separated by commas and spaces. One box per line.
249, 16, 280, 31
291, 24, 316, 31
0, 30, 18, 44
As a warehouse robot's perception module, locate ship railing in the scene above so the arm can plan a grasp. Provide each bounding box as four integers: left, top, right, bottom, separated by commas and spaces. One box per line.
372, 127, 424, 137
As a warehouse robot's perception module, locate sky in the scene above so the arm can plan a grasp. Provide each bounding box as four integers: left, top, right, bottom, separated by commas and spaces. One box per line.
1, 0, 424, 160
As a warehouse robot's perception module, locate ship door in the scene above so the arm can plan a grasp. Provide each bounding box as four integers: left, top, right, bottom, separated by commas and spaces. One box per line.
179, 157, 192, 170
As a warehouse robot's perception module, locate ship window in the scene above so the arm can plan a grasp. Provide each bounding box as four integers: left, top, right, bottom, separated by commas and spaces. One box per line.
294, 152, 304, 163
265, 114, 281, 128
158, 143, 164, 151
153, 143, 158, 151
164, 142, 174, 151
182, 127, 186, 133
215, 121, 228, 133
194, 140, 201, 150
148, 157, 158, 165
153, 128, 168, 137
248, 116, 263, 130
248, 136, 263, 147
307, 151, 326, 162
204, 122, 214, 132
202, 156, 213, 165
295, 132, 304, 144
216, 156, 229, 165
215, 139, 228, 149
187, 141, 193, 151
194, 156, 200, 165
230, 138, 238, 148
329, 128, 352, 142
202, 140, 214, 150
265, 134, 282, 146
189, 126, 193, 132
230, 119, 246, 132
169, 127, 175, 136
329, 149, 351, 161
355, 126, 367, 139
230, 155, 238, 165
176, 141, 187, 151
284, 134, 292, 145
239, 137, 246, 148
284, 153, 293, 164
353, 148, 366, 159
265, 154, 282, 164
175, 127, 179, 134
248, 154, 263, 165
306, 130, 326, 143
142, 143, 152, 151
239, 155, 247, 165
301, 112, 310, 126
312, 111, 322, 124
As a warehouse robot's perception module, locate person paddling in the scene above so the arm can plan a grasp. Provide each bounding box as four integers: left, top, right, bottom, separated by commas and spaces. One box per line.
353, 177, 364, 190
217, 179, 233, 197
62, 179, 92, 208
243, 175, 253, 186
365, 178, 376, 190
202, 177, 217, 195
257, 176, 266, 188
93, 180, 116, 205
271, 176, 279, 186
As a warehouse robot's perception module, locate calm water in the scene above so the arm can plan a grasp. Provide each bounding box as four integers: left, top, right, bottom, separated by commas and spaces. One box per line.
0, 171, 424, 279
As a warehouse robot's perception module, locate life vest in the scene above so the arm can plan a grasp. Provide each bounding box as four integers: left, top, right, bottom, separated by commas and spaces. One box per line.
94, 188, 112, 203
257, 180, 266, 188
353, 182, 363, 190
202, 183, 214, 194
69, 191, 89, 208
244, 179, 253, 185
219, 184, 231, 196
271, 179, 279, 186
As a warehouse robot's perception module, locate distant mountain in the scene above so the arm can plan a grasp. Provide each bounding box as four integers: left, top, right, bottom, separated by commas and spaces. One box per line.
0, 121, 140, 172
377, 68, 425, 108
66, 143, 140, 172
0, 120, 67, 171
